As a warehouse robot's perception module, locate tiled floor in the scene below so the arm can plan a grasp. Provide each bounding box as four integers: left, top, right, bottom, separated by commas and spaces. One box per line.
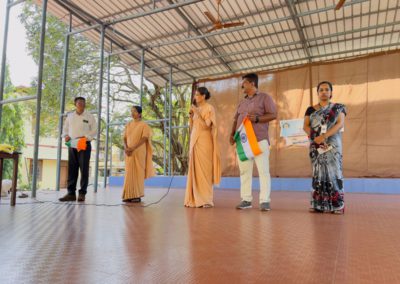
0, 187, 399, 284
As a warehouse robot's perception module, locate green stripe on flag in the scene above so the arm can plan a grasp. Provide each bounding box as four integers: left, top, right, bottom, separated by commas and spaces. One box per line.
234, 131, 248, 161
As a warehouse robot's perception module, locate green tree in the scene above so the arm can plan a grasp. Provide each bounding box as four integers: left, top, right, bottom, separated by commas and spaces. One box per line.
20, 1, 192, 175
0, 64, 25, 179
19, 1, 101, 136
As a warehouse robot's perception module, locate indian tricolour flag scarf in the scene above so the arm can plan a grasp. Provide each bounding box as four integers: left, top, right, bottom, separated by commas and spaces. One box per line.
234, 116, 262, 161
65, 137, 87, 152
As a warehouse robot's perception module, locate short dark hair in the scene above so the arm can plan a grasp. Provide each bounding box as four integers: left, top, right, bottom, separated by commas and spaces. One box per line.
317, 81, 333, 92
74, 96, 86, 104
132, 105, 142, 114
196, 87, 211, 100
242, 73, 258, 88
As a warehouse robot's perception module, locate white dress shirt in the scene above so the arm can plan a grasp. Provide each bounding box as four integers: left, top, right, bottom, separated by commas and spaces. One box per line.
62, 110, 97, 141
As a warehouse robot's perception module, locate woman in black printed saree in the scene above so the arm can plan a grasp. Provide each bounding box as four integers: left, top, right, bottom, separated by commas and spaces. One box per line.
303, 81, 346, 214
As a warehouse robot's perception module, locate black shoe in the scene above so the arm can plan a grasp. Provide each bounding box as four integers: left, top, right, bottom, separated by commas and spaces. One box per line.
77, 194, 85, 202
123, 198, 141, 203
59, 194, 76, 202
236, 200, 252, 209
259, 202, 271, 211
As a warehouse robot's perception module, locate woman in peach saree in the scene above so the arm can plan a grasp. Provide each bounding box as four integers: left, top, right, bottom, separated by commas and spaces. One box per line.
184, 87, 221, 208
122, 105, 154, 203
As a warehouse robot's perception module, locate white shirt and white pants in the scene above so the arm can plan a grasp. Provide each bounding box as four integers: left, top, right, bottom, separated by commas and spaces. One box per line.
234, 92, 277, 205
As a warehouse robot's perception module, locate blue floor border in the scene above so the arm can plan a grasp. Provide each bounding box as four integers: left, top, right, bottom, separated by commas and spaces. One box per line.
109, 176, 400, 194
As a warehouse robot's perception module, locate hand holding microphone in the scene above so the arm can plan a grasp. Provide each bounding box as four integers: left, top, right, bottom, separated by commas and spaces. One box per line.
189, 105, 198, 117
189, 98, 197, 117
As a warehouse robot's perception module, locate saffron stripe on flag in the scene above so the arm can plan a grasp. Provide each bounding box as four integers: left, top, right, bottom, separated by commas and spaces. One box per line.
243, 117, 262, 156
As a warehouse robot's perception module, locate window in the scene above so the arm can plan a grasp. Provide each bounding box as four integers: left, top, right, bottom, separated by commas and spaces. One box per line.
29, 159, 43, 182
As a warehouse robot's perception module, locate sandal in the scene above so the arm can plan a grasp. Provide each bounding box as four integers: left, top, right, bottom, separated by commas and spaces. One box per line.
18, 193, 29, 198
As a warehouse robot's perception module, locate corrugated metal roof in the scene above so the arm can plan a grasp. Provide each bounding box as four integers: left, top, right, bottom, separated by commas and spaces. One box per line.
35, 0, 400, 86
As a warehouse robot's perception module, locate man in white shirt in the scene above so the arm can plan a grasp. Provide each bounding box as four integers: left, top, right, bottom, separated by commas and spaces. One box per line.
59, 97, 97, 202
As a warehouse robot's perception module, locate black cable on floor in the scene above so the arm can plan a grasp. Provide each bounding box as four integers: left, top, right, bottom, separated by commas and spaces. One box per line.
0, 176, 175, 208
140, 175, 174, 207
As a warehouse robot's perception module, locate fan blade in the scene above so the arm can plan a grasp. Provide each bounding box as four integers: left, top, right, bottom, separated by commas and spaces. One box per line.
335, 0, 346, 10
204, 11, 218, 24
222, 22, 245, 28
206, 26, 221, 33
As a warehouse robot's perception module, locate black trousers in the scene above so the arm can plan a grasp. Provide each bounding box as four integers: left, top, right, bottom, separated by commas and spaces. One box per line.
67, 142, 91, 195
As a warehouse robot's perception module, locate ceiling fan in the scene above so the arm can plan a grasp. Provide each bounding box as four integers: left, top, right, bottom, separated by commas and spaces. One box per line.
204, 0, 245, 33
335, 0, 346, 10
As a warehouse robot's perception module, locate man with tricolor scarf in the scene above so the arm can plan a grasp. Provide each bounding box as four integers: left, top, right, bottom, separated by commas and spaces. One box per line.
230, 73, 277, 211
59, 97, 97, 202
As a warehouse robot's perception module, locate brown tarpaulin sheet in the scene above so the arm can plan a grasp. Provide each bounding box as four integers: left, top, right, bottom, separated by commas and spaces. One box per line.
198, 52, 400, 178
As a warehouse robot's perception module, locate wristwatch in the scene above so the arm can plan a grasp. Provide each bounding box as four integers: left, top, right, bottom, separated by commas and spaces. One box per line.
255, 116, 259, 123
